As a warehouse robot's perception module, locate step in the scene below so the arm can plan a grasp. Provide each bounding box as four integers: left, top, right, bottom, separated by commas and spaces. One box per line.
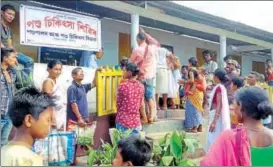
143, 117, 185, 134
157, 109, 185, 119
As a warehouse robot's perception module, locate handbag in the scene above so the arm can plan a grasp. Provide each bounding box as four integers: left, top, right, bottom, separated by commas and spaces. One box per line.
33, 129, 76, 166
75, 122, 97, 146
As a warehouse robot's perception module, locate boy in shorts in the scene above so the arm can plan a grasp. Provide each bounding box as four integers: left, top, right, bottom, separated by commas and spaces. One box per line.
1, 86, 55, 166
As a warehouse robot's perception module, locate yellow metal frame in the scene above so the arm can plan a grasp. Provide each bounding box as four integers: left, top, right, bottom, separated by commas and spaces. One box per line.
96, 67, 123, 116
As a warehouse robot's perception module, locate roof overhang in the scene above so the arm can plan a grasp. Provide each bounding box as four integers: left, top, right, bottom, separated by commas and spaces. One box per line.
85, 1, 273, 49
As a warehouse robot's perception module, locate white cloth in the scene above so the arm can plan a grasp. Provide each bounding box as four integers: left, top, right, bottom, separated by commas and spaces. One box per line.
156, 68, 169, 94
203, 61, 218, 74
205, 84, 231, 152
45, 78, 67, 130
156, 47, 171, 69
168, 69, 181, 98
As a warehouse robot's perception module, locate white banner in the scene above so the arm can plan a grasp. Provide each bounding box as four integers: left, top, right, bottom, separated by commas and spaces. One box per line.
20, 5, 101, 51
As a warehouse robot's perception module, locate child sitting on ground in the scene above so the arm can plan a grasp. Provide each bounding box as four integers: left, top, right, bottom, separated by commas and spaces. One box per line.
1, 86, 55, 166
112, 135, 152, 166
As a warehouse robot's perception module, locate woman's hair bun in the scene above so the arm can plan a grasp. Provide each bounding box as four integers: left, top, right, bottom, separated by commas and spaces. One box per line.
214, 68, 229, 84
257, 101, 273, 119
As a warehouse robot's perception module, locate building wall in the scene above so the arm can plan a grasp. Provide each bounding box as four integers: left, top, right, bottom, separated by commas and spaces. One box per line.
241, 54, 268, 76
100, 18, 221, 67
93, 19, 270, 77
3, 1, 267, 76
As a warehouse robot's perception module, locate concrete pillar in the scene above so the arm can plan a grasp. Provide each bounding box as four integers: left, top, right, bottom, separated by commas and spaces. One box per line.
219, 35, 227, 68
271, 48, 273, 60
131, 14, 139, 50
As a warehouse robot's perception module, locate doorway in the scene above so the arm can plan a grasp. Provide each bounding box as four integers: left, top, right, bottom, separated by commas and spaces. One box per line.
252, 61, 265, 75
196, 48, 217, 67
118, 33, 131, 62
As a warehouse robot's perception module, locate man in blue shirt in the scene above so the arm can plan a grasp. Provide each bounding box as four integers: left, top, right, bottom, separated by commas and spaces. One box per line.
67, 67, 98, 126
66, 67, 99, 165
79, 48, 104, 69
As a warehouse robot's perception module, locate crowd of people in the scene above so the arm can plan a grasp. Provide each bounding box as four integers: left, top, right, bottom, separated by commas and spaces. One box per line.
1, 3, 273, 166
113, 27, 273, 166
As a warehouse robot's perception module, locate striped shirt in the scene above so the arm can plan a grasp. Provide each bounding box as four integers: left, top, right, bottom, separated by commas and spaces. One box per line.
0, 69, 16, 116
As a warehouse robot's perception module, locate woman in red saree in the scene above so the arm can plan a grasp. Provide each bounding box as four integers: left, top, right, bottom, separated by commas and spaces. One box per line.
201, 86, 273, 166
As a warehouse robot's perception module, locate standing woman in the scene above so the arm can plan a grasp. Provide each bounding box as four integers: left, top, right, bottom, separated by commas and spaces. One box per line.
42, 60, 67, 130
167, 55, 182, 109
205, 68, 231, 152
179, 57, 206, 133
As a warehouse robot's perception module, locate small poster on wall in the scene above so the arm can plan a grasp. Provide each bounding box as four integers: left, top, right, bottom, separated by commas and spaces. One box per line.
39, 47, 84, 66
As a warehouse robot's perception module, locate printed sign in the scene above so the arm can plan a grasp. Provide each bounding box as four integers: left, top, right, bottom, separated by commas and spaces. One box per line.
20, 5, 101, 51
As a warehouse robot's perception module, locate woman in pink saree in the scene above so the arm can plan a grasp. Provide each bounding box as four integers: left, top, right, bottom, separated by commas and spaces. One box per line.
201, 86, 273, 166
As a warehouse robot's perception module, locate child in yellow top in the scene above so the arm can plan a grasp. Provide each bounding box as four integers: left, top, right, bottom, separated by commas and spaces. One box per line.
1, 86, 55, 166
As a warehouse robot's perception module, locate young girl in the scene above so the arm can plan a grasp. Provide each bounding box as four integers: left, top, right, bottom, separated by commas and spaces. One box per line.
116, 62, 144, 134
183, 57, 206, 97
184, 71, 205, 96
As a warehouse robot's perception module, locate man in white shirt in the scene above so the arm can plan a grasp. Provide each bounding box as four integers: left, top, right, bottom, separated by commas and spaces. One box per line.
155, 47, 172, 110
202, 50, 218, 85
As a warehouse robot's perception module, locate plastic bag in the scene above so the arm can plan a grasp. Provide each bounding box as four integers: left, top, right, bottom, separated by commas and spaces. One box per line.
75, 121, 97, 146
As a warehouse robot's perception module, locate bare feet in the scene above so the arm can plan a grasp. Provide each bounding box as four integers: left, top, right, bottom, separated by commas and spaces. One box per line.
161, 105, 168, 110
197, 125, 203, 132
186, 127, 198, 133
147, 116, 154, 124
169, 105, 177, 109
141, 118, 148, 125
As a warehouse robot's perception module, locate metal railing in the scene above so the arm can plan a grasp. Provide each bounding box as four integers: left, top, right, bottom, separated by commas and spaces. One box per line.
96, 67, 123, 116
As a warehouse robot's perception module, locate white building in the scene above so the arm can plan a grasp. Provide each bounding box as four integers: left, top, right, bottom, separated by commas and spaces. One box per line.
3, 0, 273, 77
